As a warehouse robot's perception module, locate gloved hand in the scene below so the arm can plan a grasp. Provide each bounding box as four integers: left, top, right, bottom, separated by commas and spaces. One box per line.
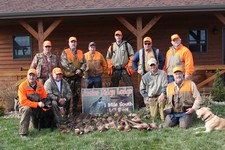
75, 69, 82, 75
38, 101, 44, 108
108, 67, 113, 76
126, 66, 134, 75
75, 69, 83, 77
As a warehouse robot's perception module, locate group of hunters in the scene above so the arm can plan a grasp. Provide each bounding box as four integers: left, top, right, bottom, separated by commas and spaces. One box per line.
18, 30, 203, 137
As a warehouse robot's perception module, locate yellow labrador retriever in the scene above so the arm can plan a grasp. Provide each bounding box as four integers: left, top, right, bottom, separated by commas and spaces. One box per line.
195, 107, 225, 133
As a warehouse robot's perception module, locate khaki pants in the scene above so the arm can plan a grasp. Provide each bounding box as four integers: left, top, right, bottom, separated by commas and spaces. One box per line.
19, 106, 32, 135
145, 97, 165, 121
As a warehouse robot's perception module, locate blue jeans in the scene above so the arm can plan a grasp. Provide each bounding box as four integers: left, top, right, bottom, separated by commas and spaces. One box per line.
168, 75, 174, 83
85, 76, 102, 88
168, 113, 187, 124
163, 112, 193, 128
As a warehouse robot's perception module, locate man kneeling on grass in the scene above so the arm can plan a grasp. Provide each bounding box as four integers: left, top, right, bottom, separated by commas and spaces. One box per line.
18, 68, 52, 137
44, 67, 72, 123
162, 66, 202, 129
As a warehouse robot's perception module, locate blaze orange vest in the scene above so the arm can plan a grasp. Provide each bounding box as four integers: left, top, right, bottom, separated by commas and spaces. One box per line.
63, 49, 84, 77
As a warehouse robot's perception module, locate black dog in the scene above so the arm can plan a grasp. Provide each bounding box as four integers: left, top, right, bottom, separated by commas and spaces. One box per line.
32, 98, 55, 131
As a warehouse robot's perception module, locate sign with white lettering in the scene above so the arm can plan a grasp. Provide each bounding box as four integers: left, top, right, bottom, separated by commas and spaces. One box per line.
81, 86, 134, 114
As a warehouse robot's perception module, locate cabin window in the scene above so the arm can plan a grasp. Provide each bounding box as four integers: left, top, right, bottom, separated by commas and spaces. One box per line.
188, 29, 207, 53
13, 35, 32, 59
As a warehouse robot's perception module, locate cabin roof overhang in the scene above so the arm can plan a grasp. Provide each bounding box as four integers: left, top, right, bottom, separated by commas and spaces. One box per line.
0, 5, 225, 19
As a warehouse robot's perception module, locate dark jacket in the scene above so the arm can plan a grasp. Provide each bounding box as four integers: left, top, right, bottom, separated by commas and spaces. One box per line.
132, 47, 164, 75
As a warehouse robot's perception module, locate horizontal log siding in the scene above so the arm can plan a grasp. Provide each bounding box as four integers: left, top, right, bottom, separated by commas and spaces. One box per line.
0, 13, 223, 89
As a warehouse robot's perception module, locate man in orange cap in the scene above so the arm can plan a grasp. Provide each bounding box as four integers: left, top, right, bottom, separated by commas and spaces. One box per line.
106, 30, 134, 85
106, 30, 138, 108
30, 40, 59, 84
44, 67, 72, 123
60, 36, 86, 116
132, 36, 164, 75
18, 68, 49, 137
164, 34, 194, 83
84, 42, 107, 88
161, 66, 202, 129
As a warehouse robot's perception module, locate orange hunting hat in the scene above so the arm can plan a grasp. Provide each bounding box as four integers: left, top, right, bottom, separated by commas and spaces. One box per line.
171, 34, 180, 41
69, 36, 77, 42
173, 66, 183, 73
114, 30, 122, 36
43, 40, 52, 47
27, 68, 37, 75
52, 67, 62, 75
143, 37, 152, 43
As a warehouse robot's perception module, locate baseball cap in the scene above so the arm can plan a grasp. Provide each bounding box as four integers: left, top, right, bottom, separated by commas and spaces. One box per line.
173, 66, 183, 73
171, 34, 180, 41
69, 36, 77, 42
88, 42, 96, 47
43, 41, 52, 47
52, 67, 62, 75
27, 68, 37, 76
143, 37, 152, 43
115, 30, 122, 36
147, 58, 157, 66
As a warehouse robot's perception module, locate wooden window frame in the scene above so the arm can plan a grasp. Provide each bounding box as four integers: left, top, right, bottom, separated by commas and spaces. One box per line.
12, 35, 32, 60
188, 29, 208, 53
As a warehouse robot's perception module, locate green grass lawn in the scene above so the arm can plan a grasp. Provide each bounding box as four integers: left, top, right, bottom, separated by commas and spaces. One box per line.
1, 105, 225, 150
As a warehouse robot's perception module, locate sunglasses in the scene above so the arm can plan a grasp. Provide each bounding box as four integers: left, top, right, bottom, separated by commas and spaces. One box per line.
144, 42, 151, 45
45, 46, 51, 48
150, 64, 156, 66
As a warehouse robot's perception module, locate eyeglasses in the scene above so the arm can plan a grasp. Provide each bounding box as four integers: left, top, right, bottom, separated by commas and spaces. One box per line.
45, 46, 51, 48
144, 43, 151, 45
115, 34, 122, 36
150, 64, 156, 66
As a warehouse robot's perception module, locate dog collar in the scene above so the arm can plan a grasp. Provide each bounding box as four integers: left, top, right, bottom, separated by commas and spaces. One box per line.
204, 114, 214, 122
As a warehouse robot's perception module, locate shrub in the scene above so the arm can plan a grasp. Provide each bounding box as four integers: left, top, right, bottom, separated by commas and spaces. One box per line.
0, 105, 5, 116
0, 82, 17, 112
210, 70, 225, 102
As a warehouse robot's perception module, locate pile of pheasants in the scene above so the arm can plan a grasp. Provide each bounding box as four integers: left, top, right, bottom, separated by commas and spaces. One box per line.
59, 110, 159, 134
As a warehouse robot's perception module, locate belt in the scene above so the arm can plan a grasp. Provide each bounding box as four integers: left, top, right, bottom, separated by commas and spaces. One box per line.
114, 66, 125, 70
149, 95, 159, 98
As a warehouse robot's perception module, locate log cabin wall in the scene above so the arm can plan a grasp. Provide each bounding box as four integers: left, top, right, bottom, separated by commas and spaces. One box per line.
0, 13, 223, 85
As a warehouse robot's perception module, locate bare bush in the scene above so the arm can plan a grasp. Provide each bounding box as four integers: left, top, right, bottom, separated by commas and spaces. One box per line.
0, 82, 17, 112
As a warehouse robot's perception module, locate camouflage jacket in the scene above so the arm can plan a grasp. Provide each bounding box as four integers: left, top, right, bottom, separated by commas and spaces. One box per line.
30, 52, 59, 80
44, 76, 72, 102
